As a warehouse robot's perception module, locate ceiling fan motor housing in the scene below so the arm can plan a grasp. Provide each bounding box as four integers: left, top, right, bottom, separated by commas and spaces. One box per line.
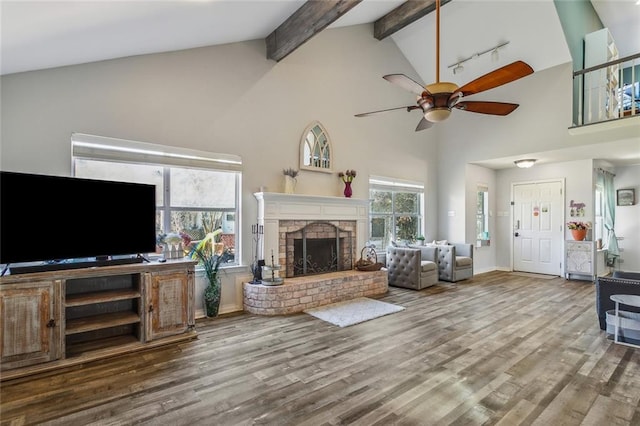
423, 82, 459, 122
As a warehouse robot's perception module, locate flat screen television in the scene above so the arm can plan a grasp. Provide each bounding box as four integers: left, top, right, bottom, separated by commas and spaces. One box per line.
1, 171, 157, 273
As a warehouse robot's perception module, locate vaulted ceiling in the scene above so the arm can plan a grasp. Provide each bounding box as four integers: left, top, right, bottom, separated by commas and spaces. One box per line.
1, 1, 638, 167
2, 0, 637, 80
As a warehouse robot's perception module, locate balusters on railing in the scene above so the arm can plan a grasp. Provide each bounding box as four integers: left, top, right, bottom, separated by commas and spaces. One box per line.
572, 52, 640, 127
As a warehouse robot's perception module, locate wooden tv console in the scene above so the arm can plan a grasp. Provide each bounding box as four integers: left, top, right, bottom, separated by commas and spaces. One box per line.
0, 259, 197, 381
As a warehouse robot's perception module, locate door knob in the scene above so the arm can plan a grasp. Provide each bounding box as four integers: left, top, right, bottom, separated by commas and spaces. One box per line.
514, 232, 520, 237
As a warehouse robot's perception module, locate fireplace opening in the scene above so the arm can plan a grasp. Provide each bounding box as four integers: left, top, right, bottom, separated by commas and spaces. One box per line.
284, 221, 354, 278
293, 238, 342, 276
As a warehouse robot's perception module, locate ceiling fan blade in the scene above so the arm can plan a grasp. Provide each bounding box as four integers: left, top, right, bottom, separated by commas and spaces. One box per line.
355, 105, 419, 117
455, 101, 519, 116
452, 61, 534, 98
415, 117, 433, 131
383, 74, 427, 96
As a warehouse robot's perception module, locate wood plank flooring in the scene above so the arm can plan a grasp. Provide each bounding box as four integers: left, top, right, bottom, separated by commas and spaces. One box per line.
2, 271, 639, 425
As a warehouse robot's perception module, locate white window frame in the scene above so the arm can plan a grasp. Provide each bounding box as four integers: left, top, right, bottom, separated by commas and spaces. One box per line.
369, 176, 425, 250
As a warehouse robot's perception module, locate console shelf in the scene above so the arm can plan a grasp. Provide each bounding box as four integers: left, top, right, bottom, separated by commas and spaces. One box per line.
65, 312, 141, 335
65, 289, 141, 307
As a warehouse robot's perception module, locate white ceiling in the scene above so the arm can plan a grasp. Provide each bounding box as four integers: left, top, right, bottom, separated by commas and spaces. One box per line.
2, 0, 637, 77
1, 0, 638, 167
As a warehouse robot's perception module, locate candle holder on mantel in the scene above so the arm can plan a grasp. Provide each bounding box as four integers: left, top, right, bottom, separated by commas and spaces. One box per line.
261, 250, 284, 286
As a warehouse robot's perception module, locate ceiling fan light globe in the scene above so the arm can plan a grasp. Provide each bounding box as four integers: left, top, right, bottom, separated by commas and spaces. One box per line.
424, 108, 451, 122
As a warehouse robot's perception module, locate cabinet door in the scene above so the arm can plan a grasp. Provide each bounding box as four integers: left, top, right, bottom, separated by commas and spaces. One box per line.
0, 280, 62, 370
566, 242, 593, 275
146, 269, 194, 341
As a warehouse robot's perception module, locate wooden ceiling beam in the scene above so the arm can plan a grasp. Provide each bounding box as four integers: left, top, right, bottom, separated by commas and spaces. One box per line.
266, 0, 363, 62
374, 0, 452, 41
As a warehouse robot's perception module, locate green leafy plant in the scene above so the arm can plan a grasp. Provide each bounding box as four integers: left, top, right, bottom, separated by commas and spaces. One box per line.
189, 229, 230, 317
566, 221, 591, 230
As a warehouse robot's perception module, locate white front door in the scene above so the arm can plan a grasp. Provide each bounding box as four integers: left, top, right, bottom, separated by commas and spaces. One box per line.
513, 181, 563, 275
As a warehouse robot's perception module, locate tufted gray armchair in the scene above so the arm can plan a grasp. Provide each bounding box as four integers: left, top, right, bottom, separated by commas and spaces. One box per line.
435, 243, 474, 282
386, 245, 439, 290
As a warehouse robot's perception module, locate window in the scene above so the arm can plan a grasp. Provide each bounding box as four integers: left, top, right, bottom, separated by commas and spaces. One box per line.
369, 176, 424, 249
476, 184, 490, 246
595, 184, 604, 244
72, 133, 242, 265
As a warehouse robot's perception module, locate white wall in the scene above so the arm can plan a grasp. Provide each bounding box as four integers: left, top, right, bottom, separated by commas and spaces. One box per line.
465, 164, 496, 274
434, 63, 575, 245
0, 24, 438, 314
494, 159, 592, 271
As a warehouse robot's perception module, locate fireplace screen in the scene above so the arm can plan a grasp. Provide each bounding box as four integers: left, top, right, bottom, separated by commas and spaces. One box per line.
285, 222, 353, 277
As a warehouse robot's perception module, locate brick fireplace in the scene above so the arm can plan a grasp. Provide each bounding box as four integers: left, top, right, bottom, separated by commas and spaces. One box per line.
244, 193, 387, 316
254, 192, 370, 270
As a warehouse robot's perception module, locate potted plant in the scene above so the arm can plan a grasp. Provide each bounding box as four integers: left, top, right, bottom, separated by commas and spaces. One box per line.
567, 221, 591, 241
338, 169, 356, 198
188, 229, 230, 317
416, 235, 426, 245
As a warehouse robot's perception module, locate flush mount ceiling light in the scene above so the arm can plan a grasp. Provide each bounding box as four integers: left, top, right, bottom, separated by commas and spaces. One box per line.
514, 159, 537, 168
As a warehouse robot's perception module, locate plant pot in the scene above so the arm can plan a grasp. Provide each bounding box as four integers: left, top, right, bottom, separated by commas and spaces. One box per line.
571, 229, 587, 241
284, 175, 296, 194
203, 282, 221, 318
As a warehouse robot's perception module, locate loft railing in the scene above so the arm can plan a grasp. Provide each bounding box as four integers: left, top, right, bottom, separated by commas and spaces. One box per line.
572, 52, 640, 127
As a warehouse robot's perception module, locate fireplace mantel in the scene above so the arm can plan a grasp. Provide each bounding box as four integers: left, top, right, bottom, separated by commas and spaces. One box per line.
254, 192, 370, 267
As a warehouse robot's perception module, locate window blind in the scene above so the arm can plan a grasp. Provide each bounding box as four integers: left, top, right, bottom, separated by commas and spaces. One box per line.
72, 133, 242, 172
369, 175, 425, 193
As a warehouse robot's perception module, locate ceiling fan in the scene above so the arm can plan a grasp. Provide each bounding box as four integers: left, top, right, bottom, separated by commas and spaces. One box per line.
355, 0, 534, 131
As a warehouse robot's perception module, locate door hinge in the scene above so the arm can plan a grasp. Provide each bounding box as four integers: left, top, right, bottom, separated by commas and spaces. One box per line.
510, 201, 514, 206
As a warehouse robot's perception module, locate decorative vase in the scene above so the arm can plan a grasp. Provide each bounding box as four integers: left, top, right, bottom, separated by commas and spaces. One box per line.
284, 175, 296, 194
203, 277, 221, 317
343, 181, 353, 198
571, 229, 587, 241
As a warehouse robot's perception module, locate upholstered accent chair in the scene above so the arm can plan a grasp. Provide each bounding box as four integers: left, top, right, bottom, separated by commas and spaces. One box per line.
386, 245, 439, 290
595, 271, 640, 330
435, 243, 474, 282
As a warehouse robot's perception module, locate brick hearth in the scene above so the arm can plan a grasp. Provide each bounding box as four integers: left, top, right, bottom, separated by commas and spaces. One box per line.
243, 270, 388, 315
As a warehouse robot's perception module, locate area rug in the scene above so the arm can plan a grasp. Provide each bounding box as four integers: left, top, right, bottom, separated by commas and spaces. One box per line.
510, 272, 558, 280
303, 297, 405, 328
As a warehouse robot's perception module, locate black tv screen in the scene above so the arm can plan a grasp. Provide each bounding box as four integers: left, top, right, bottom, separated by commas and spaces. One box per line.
1, 171, 156, 267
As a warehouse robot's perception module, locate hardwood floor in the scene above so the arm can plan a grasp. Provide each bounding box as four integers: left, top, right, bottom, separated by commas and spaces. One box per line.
2, 271, 639, 425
